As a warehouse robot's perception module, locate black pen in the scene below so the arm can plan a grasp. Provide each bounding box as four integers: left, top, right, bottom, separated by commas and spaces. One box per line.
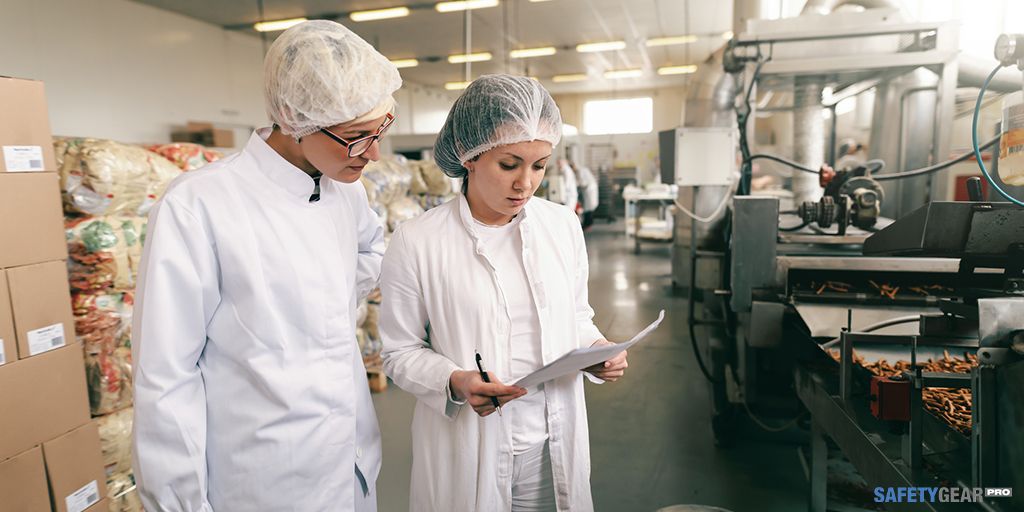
475, 351, 502, 416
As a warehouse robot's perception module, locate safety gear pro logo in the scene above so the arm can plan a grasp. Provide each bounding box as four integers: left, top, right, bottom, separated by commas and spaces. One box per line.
874, 487, 1013, 503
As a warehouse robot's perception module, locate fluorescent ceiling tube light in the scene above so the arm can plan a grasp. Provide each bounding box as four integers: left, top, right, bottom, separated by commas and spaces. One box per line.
552, 73, 588, 83
658, 65, 698, 75
435, 0, 499, 13
448, 52, 492, 63
646, 35, 698, 47
389, 58, 420, 68
576, 40, 626, 53
510, 46, 557, 59
604, 69, 643, 79
253, 17, 307, 32
350, 7, 410, 22
444, 81, 471, 90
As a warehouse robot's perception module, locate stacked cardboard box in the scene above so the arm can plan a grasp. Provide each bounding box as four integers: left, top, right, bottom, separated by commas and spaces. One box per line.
0, 76, 109, 512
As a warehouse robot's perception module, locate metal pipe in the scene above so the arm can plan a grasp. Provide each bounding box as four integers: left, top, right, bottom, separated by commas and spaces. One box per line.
793, 77, 826, 204
895, 85, 938, 172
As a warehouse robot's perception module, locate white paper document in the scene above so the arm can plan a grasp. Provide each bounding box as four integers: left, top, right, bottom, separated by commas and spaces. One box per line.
512, 309, 665, 388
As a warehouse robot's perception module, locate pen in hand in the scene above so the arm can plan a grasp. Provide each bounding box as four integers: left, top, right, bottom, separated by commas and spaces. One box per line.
475, 351, 502, 416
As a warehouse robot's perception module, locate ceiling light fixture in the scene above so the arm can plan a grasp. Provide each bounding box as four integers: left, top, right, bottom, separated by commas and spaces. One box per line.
645, 35, 698, 47
510, 46, 557, 59
447, 52, 493, 64
576, 40, 626, 53
552, 73, 588, 83
657, 65, 698, 75
253, 17, 308, 32
350, 7, 411, 22
389, 58, 420, 68
435, 0, 500, 13
444, 81, 471, 90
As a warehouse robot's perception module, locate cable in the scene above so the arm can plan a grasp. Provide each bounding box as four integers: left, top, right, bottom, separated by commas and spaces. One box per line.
779, 221, 808, 232
742, 399, 805, 433
874, 135, 1001, 181
687, 320, 719, 384
821, 315, 922, 349
973, 64, 1024, 207
748, 153, 819, 174
673, 183, 735, 223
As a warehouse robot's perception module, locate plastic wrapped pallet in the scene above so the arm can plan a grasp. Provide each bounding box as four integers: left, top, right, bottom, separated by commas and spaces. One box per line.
85, 344, 133, 416
96, 408, 133, 477
66, 217, 147, 292
408, 160, 430, 196
106, 471, 143, 512
148, 142, 222, 171
386, 196, 425, 232
418, 159, 454, 196
56, 138, 181, 216
362, 156, 413, 206
73, 291, 133, 360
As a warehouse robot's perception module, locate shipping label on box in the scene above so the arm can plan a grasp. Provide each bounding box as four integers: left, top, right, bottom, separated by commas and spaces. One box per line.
27, 322, 66, 356
3, 145, 45, 172
6, 261, 76, 360
0, 76, 56, 173
65, 479, 101, 512
41, 422, 109, 512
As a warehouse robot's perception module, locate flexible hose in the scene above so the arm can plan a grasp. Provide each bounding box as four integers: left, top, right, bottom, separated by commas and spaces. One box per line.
972, 63, 1024, 207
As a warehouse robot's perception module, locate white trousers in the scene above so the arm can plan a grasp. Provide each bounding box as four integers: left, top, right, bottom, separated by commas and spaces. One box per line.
511, 442, 556, 512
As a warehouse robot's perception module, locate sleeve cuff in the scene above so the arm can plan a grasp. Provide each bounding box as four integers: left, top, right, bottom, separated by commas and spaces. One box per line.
444, 375, 466, 419
584, 372, 605, 385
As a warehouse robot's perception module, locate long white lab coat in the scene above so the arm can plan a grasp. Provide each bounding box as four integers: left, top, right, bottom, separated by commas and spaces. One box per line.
380, 195, 604, 512
576, 166, 599, 213
132, 128, 386, 511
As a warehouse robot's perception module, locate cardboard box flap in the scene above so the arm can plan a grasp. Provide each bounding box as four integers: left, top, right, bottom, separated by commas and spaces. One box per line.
0, 446, 51, 512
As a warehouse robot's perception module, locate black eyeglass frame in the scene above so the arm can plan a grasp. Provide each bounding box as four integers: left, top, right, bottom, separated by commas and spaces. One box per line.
319, 113, 396, 158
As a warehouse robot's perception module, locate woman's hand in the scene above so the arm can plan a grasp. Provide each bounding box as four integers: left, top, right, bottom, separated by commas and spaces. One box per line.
449, 370, 527, 417
584, 339, 628, 382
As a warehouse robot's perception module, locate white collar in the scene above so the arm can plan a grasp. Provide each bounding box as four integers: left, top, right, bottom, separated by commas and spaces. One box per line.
246, 127, 325, 201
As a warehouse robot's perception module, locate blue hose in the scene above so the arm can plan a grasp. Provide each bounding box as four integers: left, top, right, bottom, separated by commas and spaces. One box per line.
972, 64, 1024, 207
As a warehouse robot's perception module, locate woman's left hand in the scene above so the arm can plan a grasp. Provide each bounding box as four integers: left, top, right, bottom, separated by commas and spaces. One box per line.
584, 339, 628, 382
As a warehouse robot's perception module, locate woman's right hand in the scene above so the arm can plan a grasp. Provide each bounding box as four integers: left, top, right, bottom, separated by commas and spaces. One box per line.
449, 370, 527, 417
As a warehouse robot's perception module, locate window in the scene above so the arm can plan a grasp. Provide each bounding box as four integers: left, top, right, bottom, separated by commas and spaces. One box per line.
583, 97, 653, 135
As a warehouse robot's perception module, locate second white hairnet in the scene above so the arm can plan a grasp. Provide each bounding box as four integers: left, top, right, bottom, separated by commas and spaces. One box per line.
264, 20, 402, 138
434, 75, 562, 178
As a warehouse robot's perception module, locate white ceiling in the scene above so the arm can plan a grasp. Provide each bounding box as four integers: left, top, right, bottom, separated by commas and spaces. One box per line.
131, 0, 733, 94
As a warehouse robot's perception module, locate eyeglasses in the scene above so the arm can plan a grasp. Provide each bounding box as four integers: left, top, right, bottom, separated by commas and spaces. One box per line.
320, 113, 396, 158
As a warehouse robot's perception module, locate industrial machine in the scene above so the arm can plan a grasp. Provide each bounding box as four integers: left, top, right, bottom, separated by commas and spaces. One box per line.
682, 5, 1024, 509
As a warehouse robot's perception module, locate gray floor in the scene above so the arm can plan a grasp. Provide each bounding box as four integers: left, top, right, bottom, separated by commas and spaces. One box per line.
372, 220, 807, 512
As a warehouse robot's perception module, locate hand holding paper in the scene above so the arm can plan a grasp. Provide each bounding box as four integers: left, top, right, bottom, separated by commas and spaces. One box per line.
512, 310, 665, 388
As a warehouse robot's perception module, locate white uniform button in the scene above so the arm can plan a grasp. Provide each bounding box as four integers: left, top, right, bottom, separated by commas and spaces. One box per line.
356, 447, 363, 459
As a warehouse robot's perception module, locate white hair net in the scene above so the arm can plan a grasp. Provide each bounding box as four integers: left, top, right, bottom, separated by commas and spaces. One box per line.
264, 20, 402, 138
434, 74, 562, 179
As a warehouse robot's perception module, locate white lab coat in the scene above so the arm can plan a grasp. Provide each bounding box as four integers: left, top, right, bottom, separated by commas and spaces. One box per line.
576, 166, 599, 213
380, 195, 604, 512
132, 128, 386, 511
560, 162, 579, 210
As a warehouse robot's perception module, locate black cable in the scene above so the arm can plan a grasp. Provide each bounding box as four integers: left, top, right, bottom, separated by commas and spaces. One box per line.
874, 135, 1001, 181
687, 319, 719, 384
779, 221, 808, 232
737, 59, 766, 195
748, 153, 818, 174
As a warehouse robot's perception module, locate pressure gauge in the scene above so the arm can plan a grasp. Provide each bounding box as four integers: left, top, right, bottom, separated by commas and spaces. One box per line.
994, 34, 1024, 67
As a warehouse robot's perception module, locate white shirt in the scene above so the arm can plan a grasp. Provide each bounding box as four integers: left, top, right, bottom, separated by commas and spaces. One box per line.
132, 128, 386, 511
560, 162, 579, 210
380, 194, 605, 512
472, 216, 548, 455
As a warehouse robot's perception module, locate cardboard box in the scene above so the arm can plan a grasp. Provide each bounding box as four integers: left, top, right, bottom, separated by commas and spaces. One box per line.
42, 422, 108, 512
0, 446, 51, 512
172, 120, 235, 148
0, 343, 90, 462
0, 270, 15, 367
5, 261, 75, 360
0, 76, 56, 173
0, 172, 69, 269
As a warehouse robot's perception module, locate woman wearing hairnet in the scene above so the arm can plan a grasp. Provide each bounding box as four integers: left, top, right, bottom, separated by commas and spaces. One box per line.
380, 75, 628, 511
132, 21, 397, 511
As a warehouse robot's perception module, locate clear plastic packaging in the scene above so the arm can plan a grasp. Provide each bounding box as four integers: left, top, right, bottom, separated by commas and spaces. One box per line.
999, 92, 1024, 186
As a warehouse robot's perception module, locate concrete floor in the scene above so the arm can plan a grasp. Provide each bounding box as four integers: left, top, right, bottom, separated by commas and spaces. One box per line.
371, 220, 808, 512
